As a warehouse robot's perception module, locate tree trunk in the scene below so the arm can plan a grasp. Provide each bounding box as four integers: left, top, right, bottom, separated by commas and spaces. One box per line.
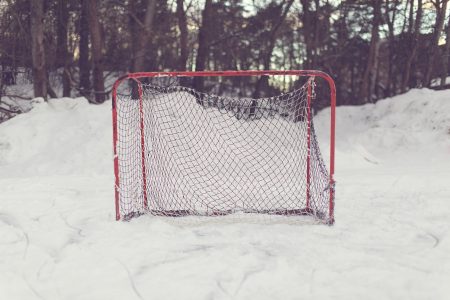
407, 0, 414, 34
312, 0, 321, 68
440, 15, 450, 87
30, 0, 47, 99
424, 0, 448, 87
253, 0, 294, 99
193, 0, 213, 92
79, 0, 90, 94
385, 0, 399, 97
359, 0, 381, 103
131, 0, 156, 72
351, 64, 355, 104
176, 0, 188, 71
57, 0, 70, 97
300, 0, 313, 69
401, 0, 422, 92
86, 0, 106, 103
128, 1, 138, 72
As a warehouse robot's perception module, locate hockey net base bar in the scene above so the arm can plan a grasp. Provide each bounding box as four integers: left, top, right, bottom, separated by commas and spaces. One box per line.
112, 70, 336, 224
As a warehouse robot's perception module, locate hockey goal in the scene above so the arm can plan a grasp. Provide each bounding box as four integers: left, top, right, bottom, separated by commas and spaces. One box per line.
112, 70, 336, 224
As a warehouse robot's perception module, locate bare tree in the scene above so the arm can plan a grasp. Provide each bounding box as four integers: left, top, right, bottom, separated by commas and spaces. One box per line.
359, 0, 381, 103
193, 0, 213, 91
402, 0, 422, 92
79, 0, 90, 94
176, 0, 188, 71
300, 0, 316, 69
440, 14, 450, 87
407, 0, 415, 33
86, 0, 106, 103
57, 0, 70, 97
384, 0, 400, 96
253, 0, 294, 99
130, 0, 157, 72
424, 0, 448, 87
30, 0, 47, 99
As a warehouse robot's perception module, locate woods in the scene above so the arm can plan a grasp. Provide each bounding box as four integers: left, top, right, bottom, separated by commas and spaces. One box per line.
1, 0, 450, 114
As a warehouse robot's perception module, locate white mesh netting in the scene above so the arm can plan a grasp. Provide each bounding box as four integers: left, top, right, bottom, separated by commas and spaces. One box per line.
114, 76, 333, 224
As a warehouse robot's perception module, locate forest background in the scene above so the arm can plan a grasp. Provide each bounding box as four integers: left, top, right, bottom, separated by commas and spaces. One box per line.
1, 0, 450, 121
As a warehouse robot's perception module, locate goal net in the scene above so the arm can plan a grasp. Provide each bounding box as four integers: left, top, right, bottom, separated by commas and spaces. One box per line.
112, 71, 336, 224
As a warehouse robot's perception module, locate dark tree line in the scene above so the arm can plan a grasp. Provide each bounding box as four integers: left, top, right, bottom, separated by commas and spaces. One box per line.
1, 0, 450, 116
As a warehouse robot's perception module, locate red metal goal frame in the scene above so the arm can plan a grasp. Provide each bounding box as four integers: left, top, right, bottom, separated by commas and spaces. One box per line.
112, 70, 336, 224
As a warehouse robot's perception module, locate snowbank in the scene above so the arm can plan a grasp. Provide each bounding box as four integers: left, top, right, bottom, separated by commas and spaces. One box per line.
315, 88, 450, 169
0, 97, 112, 177
1, 88, 448, 177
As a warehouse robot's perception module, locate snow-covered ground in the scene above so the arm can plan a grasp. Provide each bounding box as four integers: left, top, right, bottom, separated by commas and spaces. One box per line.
0, 88, 449, 299
431, 76, 450, 87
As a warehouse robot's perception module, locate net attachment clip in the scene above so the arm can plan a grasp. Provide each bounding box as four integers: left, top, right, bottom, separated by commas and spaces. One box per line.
308, 77, 317, 100
323, 181, 336, 193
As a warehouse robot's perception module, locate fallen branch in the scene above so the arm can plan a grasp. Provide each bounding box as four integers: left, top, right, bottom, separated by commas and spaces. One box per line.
0, 105, 20, 114
2, 94, 32, 100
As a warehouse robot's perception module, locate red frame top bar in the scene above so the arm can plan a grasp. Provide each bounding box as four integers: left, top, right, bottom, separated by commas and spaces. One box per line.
115, 69, 333, 81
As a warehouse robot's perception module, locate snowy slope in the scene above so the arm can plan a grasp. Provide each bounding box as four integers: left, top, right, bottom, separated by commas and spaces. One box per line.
0, 88, 449, 300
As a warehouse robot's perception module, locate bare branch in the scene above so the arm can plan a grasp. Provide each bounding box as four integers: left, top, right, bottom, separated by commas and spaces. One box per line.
2, 94, 32, 101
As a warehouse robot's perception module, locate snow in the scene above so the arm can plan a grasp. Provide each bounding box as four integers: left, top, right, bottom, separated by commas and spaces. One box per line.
1, 88, 450, 299
431, 76, 450, 87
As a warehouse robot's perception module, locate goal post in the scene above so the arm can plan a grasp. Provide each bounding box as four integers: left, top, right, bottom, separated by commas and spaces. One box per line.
112, 70, 336, 224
